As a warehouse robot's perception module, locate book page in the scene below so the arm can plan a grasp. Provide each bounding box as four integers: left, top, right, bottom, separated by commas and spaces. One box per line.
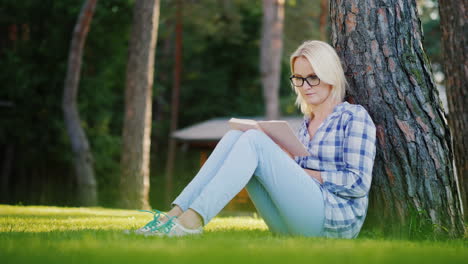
228, 118, 261, 131
257, 121, 309, 156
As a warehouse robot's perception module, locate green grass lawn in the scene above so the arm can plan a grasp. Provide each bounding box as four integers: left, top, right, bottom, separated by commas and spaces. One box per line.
0, 204, 466, 264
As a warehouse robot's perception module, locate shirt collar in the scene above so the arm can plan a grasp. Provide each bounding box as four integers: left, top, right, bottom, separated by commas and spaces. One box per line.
302, 101, 348, 126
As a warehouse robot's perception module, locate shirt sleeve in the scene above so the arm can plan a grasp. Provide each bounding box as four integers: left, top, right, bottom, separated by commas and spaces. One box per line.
320, 106, 377, 198
294, 118, 307, 165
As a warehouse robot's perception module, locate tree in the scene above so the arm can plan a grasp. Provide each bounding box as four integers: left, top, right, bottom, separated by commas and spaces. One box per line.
319, 0, 328, 41
164, 0, 183, 207
438, 0, 468, 221
120, 0, 160, 209
62, 0, 98, 206
261, 0, 285, 120
330, 0, 465, 238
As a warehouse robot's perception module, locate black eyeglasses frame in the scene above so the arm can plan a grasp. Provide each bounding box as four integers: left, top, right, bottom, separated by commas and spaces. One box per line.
289, 75, 321, 87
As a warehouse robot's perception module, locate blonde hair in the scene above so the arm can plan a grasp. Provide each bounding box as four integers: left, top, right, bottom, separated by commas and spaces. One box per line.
289, 40, 347, 117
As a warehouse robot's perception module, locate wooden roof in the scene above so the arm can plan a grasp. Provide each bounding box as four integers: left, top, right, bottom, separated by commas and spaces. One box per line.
172, 116, 305, 143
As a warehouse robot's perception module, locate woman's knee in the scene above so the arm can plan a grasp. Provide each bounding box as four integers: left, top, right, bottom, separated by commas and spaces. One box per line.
242, 129, 267, 141
224, 129, 244, 140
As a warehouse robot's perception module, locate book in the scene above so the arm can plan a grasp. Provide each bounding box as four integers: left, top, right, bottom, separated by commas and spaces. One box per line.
228, 118, 310, 156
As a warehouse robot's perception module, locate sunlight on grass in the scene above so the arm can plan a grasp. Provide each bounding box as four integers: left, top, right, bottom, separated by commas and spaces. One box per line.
1, 204, 466, 264
206, 216, 268, 232
0, 204, 268, 233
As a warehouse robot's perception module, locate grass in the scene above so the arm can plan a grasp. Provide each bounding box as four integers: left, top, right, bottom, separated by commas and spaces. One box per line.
0, 204, 466, 264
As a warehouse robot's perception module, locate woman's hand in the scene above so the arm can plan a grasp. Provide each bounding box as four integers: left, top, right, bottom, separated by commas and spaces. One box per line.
304, 169, 323, 184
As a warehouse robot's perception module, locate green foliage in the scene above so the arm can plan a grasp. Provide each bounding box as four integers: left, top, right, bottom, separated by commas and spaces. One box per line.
417, 0, 442, 65
79, 0, 134, 206
0, 0, 135, 207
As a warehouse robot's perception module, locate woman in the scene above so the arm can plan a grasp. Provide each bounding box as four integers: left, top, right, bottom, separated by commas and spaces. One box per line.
132, 40, 377, 239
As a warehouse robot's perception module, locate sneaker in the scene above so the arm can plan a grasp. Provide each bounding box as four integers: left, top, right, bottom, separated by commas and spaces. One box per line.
144, 216, 203, 237
133, 209, 169, 235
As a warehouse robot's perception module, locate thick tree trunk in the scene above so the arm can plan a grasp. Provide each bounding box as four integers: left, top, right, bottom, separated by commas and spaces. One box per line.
165, 0, 183, 207
438, 0, 468, 221
62, 0, 98, 206
330, 0, 465, 238
261, 0, 285, 120
120, 0, 160, 209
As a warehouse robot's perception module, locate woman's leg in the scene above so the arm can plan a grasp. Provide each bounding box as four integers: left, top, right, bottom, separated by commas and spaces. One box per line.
170, 130, 244, 212
244, 177, 289, 235
187, 129, 325, 237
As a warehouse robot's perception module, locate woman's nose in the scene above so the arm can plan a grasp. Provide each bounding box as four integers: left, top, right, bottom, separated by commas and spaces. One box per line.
302, 82, 313, 90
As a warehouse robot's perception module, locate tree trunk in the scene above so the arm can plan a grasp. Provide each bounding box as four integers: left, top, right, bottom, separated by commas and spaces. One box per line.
438, 0, 468, 221
165, 0, 183, 208
319, 0, 328, 41
62, 0, 98, 206
330, 0, 465, 238
120, 0, 160, 209
261, 0, 285, 120
1, 144, 14, 202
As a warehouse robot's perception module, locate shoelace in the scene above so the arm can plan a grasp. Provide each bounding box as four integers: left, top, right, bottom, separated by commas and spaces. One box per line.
138, 209, 169, 232
159, 216, 178, 234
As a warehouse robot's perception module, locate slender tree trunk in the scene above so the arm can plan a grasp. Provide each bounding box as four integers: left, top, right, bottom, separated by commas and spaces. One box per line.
261, 0, 285, 120
438, 0, 468, 221
319, 0, 328, 41
165, 0, 183, 208
120, 0, 160, 209
1, 144, 14, 202
330, 0, 465, 238
62, 0, 98, 206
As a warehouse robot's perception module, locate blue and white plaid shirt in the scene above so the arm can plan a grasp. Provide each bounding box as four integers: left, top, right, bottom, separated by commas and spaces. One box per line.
294, 102, 377, 239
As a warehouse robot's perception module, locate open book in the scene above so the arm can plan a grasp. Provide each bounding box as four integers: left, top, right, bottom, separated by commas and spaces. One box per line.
228, 118, 310, 156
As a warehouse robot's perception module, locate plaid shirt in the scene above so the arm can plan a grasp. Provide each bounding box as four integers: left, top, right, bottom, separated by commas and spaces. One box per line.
294, 102, 377, 239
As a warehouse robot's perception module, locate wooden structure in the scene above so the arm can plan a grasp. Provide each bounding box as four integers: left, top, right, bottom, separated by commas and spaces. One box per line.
171, 116, 304, 211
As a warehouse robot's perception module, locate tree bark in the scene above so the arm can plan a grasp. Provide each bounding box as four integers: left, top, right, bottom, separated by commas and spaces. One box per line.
261, 0, 285, 120
330, 0, 465, 238
62, 0, 98, 206
165, 0, 183, 207
438, 0, 468, 221
120, 0, 160, 209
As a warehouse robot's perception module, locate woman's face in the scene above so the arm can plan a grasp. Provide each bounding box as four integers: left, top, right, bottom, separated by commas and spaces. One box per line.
292, 56, 333, 107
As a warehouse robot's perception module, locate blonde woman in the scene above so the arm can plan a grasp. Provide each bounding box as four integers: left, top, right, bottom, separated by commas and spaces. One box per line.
132, 40, 377, 239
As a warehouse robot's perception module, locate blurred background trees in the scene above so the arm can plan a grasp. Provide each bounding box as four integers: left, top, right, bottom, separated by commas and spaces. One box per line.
438, 0, 468, 221
62, 0, 99, 207
0, 0, 324, 209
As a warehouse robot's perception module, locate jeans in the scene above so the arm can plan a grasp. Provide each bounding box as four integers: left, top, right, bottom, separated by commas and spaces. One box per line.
171, 129, 325, 237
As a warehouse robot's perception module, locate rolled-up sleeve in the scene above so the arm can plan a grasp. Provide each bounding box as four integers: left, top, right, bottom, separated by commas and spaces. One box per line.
320, 107, 377, 198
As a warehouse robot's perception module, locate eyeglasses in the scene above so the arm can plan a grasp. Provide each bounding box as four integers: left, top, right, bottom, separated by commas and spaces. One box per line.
289, 75, 321, 87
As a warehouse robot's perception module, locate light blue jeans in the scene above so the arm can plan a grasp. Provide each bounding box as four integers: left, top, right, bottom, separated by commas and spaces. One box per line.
171, 129, 325, 237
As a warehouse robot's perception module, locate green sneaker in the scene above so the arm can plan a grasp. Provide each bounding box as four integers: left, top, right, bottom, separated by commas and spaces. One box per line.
144, 216, 203, 237
134, 209, 169, 235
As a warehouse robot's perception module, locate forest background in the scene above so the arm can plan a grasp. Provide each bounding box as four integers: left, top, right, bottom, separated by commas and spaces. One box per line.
0, 0, 445, 211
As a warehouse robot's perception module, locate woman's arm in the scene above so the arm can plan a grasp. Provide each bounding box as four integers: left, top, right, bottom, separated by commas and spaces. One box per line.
280, 147, 323, 183
320, 107, 377, 198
